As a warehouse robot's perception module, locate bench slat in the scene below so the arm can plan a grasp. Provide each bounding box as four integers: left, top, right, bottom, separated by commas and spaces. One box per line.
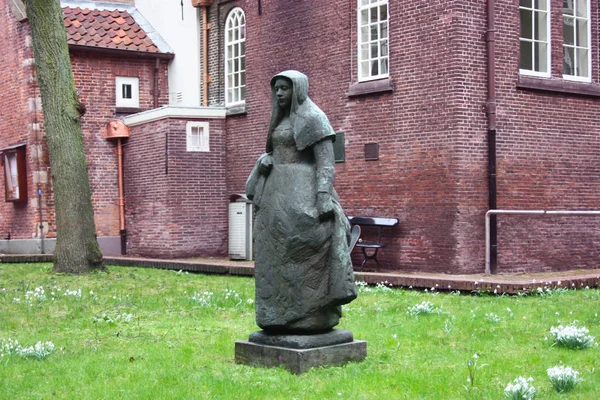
356, 243, 386, 249
347, 216, 398, 227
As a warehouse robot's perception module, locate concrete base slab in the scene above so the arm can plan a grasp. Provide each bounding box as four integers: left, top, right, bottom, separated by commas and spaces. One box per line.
248, 329, 354, 349
235, 339, 367, 374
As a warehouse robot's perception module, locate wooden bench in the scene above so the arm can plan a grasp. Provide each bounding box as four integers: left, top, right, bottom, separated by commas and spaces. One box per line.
347, 216, 399, 270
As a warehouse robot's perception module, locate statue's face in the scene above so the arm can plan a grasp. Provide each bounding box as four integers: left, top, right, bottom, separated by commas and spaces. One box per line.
274, 78, 293, 110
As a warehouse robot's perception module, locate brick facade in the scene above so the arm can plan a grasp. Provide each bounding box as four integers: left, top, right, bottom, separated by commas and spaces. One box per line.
0, 1, 169, 253
124, 116, 228, 258
3, 0, 600, 273
0, 2, 46, 240
202, 0, 600, 274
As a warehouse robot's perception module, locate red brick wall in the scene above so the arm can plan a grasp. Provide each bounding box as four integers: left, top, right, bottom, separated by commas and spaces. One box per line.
0, 2, 41, 239
493, 0, 600, 272
207, 0, 600, 273
0, 1, 170, 246
70, 52, 169, 237
125, 118, 228, 258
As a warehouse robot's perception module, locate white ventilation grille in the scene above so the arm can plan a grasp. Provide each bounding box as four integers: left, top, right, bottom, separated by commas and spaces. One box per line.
169, 91, 183, 104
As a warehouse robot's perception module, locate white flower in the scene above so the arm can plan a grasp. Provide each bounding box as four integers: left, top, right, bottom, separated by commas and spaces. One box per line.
547, 365, 582, 393
550, 323, 595, 349
407, 301, 440, 317
504, 376, 536, 400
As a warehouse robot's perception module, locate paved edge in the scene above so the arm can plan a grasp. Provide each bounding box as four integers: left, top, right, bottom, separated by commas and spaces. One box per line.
2, 254, 600, 294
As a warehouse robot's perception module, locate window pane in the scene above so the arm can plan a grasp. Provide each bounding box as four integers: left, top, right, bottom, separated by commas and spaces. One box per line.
380, 58, 388, 75
379, 4, 387, 20
371, 25, 378, 40
370, 8, 377, 23
563, 0, 574, 14
520, 0, 532, 7
381, 39, 388, 56
576, 19, 588, 47
371, 60, 379, 75
361, 43, 369, 60
576, 0, 587, 17
534, 42, 547, 72
563, 46, 575, 75
534, 11, 547, 41
563, 17, 574, 45
380, 22, 388, 39
122, 84, 132, 99
576, 48, 589, 76
360, 26, 369, 43
534, 0, 547, 11
371, 43, 378, 58
360, 9, 368, 26
520, 9, 532, 39
240, 56, 246, 71
360, 61, 370, 78
520, 40, 533, 69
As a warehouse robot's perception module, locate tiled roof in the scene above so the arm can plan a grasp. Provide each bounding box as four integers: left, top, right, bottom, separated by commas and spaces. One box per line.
63, 6, 162, 54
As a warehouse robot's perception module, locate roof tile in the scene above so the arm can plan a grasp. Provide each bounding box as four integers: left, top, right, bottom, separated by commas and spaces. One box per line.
63, 6, 163, 54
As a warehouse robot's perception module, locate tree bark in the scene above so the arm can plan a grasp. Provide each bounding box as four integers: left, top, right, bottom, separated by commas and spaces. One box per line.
23, 0, 104, 273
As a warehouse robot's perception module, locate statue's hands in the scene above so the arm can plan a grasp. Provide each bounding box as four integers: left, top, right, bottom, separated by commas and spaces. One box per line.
316, 192, 335, 221
259, 155, 273, 176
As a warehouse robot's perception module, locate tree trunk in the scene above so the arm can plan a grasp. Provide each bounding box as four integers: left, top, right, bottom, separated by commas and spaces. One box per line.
23, 0, 104, 273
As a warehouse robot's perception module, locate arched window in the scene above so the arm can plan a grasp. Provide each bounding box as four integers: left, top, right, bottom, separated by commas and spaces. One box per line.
225, 8, 246, 106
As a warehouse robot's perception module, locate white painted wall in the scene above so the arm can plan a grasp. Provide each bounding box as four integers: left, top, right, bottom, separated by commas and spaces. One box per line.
135, 0, 201, 106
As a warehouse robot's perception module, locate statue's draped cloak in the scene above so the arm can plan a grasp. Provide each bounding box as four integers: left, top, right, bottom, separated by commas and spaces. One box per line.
246, 71, 357, 333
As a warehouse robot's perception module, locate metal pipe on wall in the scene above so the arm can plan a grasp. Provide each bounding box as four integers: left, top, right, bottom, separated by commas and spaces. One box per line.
154, 58, 160, 108
486, 0, 498, 273
202, 2, 213, 106
117, 137, 126, 255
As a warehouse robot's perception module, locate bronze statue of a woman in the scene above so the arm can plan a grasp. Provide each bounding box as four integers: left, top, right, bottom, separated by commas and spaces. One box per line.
246, 70, 357, 334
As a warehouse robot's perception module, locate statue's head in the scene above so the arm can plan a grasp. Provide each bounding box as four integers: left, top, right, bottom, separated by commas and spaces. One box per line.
273, 77, 293, 111
270, 70, 309, 114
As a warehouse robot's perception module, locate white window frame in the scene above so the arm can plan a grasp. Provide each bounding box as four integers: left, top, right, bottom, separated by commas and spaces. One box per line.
4, 151, 19, 200
519, 0, 551, 78
357, 0, 389, 82
115, 76, 140, 108
2, 145, 27, 202
186, 121, 210, 152
562, 0, 591, 82
224, 8, 246, 106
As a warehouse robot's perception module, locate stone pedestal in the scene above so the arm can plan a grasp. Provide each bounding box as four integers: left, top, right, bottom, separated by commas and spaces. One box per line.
235, 329, 367, 374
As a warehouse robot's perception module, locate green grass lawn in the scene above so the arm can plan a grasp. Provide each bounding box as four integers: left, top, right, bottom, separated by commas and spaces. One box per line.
1, 263, 599, 399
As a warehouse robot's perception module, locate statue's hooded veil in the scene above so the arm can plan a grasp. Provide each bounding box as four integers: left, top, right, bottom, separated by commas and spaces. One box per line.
267, 70, 335, 153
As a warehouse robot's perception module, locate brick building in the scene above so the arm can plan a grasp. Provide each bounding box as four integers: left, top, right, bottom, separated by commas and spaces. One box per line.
0, 0, 173, 255
2, 0, 599, 274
